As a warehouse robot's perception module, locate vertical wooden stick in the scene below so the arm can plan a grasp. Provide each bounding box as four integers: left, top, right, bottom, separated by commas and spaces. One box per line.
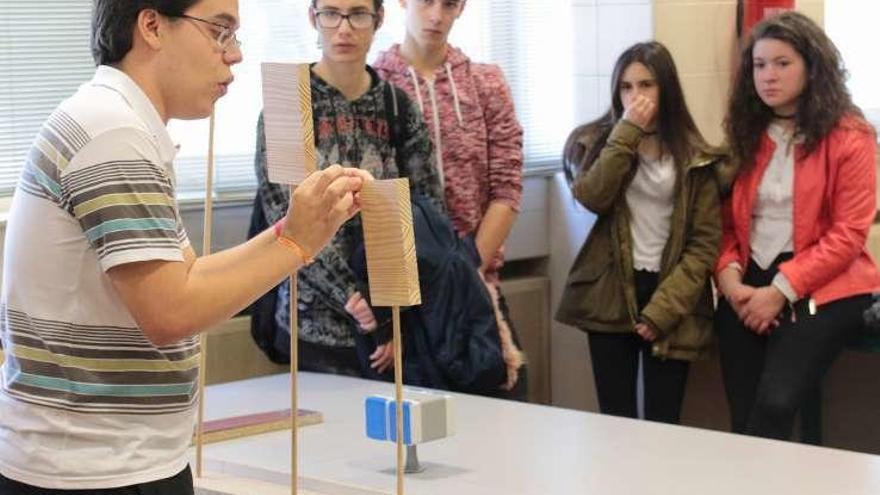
196, 110, 216, 478
359, 180, 419, 495
290, 257, 299, 495
393, 306, 404, 495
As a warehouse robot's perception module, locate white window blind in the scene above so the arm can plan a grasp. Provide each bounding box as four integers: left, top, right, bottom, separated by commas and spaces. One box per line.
1, 1, 574, 199
0, 2, 95, 195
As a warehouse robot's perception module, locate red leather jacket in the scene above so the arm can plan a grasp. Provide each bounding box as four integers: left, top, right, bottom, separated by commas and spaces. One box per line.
716, 115, 880, 307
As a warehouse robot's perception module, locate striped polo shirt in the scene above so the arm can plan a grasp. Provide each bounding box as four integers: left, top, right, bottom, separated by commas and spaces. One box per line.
0, 66, 199, 489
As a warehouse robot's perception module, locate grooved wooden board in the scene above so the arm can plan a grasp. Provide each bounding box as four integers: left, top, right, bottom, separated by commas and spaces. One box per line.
262, 62, 317, 185
193, 408, 322, 445
359, 179, 421, 307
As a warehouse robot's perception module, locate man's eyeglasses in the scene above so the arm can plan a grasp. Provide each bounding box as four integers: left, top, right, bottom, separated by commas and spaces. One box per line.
314, 10, 378, 30
171, 14, 242, 51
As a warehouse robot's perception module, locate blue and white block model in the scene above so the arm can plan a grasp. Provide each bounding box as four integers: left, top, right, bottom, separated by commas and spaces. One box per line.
365, 388, 454, 445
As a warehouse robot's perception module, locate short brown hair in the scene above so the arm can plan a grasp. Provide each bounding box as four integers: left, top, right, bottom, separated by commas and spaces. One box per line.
91, 0, 202, 65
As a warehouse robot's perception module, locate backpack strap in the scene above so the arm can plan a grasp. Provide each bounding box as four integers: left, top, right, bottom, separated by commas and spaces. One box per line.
383, 82, 408, 177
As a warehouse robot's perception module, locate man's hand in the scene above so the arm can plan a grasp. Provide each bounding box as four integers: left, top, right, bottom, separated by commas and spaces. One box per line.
282, 165, 373, 256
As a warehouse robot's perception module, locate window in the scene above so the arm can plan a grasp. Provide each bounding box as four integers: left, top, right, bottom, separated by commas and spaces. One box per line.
826, 1, 880, 129
0, 2, 94, 195
0, 1, 574, 199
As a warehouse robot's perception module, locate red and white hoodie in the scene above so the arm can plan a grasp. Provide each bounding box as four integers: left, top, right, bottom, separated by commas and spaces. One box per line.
374, 45, 524, 283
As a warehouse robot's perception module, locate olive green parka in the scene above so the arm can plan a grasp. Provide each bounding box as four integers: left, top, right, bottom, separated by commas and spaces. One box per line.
555, 119, 723, 361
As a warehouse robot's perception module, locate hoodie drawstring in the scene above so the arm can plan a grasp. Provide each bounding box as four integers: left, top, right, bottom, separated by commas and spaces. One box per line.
444, 62, 464, 127
407, 66, 425, 115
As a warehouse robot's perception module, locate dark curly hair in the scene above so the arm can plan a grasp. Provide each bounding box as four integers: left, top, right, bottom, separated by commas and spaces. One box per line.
725, 11, 861, 167
563, 41, 710, 185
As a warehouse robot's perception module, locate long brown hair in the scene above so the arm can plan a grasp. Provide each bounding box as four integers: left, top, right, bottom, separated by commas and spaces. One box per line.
725, 11, 862, 167
563, 41, 709, 185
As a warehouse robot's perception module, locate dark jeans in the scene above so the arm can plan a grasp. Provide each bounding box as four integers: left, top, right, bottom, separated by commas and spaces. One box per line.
587, 270, 690, 424
0, 466, 193, 495
715, 255, 872, 440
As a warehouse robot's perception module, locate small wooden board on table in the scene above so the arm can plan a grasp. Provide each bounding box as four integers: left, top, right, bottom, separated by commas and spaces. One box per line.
193, 408, 323, 445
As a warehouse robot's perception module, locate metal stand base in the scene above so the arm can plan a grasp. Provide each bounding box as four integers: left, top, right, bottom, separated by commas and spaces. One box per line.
404, 445, 425, 473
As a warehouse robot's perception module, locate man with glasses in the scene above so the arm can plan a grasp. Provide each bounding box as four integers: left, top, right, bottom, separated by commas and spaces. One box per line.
253, 0, 443, 377
374, 0, 527, 399
0, 1, 367, 493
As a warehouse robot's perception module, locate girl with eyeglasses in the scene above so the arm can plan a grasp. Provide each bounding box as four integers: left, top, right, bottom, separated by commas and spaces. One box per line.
252, 0, 443, 377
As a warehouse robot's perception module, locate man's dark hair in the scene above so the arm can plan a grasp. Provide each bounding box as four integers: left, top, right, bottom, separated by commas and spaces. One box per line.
311, 0, 384, 10
91, 0, 201, 66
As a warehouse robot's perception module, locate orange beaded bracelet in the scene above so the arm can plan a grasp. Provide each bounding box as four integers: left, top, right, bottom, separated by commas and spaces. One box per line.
273, 218, 314, 265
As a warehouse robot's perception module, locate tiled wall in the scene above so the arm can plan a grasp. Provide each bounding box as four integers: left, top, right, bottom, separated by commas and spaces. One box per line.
572, 0, 654, 126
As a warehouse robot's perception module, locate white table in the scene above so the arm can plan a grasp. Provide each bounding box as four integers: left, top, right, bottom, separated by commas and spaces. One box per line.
198, 372, 880, 495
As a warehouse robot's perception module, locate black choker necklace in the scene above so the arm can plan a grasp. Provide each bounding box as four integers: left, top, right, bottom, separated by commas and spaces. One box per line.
773, 113, 796, 120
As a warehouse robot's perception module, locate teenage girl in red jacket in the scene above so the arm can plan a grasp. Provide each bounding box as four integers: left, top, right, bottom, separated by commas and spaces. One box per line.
716, 11, 880, 440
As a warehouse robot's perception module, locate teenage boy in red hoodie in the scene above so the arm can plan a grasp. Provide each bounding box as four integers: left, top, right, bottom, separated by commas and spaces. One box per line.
374, 0, 526, 398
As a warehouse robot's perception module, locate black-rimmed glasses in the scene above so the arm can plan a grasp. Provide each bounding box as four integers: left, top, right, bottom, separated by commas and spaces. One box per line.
314, 10, 378, 30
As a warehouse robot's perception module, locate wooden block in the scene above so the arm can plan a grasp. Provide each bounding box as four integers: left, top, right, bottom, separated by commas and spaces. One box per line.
193, 408, 322, 445
261, 62, 317, 185
359, 179, 421, 307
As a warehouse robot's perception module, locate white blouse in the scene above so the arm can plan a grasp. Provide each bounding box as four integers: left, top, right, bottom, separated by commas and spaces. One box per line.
750, 122, 797, 270
626, 153, 676, 272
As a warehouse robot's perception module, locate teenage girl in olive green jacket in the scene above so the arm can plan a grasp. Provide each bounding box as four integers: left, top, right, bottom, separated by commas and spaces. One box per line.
556, 42, 724, 424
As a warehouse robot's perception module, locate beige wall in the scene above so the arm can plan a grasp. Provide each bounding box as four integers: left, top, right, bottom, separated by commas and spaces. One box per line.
654, 0, 823, 146
655, 0, 737, 146
797, 0, 825, 25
